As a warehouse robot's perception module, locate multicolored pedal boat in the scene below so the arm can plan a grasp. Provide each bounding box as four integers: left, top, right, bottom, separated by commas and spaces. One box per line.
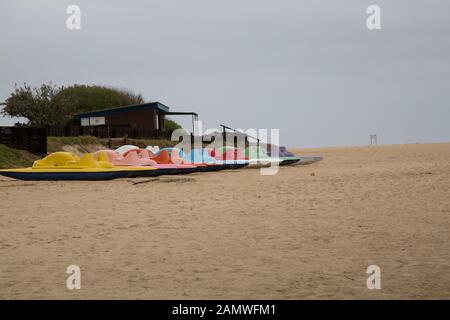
265, 146, 301, 166
210, 147, 249, 169
95, 149, 198, 176
159, 148, 227, 172
0, 152, 156, 181
268, 146, 323, 165
243, 146, 282, 168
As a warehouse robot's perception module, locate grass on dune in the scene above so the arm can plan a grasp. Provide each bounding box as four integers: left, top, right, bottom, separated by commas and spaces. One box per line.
47, 136, 105, 153
0, 144, 38, 169
48, 136, 177, 154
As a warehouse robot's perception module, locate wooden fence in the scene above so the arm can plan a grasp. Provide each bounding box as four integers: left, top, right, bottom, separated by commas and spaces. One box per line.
0, 126, 47, 155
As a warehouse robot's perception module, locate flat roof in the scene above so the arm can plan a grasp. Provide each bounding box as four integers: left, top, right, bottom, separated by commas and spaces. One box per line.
74, 102, 170, 118
165, 111, 198, 116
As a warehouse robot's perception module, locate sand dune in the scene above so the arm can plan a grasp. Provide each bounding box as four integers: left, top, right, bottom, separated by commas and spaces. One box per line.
0, 143, 449, 299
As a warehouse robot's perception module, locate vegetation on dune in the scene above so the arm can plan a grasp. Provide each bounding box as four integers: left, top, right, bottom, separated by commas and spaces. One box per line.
54, 84, 145, 114
47, 136, 178, 154
0, 144, 38, 168
47, 136, 105, 153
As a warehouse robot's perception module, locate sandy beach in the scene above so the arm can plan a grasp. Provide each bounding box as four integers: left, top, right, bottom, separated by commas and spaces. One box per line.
0, 143, 449, 299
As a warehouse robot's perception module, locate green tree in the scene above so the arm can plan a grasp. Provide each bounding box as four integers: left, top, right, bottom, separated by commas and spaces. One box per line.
2, 83, 73, 126
164, 118, 182, 133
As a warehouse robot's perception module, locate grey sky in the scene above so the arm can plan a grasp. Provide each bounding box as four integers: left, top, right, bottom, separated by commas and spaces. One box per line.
1, 0, 449, 147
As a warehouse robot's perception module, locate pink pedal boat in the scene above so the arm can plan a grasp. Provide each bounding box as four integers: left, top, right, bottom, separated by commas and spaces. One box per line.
94, 149, 197, 176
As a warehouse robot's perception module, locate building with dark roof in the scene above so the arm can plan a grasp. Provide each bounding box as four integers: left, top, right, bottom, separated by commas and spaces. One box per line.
73, 102, 198, 139
75, 102, 170, 132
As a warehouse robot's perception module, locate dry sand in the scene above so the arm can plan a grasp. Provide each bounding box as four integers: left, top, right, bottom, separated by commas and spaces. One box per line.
0, 143, 449, 299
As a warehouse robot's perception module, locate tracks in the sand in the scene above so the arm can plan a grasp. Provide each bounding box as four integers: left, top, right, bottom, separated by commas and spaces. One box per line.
129, 177, 196, 185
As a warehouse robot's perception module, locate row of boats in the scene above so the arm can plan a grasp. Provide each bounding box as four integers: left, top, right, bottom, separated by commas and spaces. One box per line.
0, 145, 323, 181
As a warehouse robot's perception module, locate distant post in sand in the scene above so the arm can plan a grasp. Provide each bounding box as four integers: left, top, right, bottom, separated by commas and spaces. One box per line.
370, 134, 378, 146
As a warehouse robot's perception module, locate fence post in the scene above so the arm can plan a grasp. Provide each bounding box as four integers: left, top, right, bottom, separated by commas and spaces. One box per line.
41, 127, 48, 155
223, 126, 227, 161
190, 132, 194, 162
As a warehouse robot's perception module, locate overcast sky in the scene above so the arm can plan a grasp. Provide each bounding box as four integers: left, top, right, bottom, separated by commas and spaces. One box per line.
1, 0, 449, 147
